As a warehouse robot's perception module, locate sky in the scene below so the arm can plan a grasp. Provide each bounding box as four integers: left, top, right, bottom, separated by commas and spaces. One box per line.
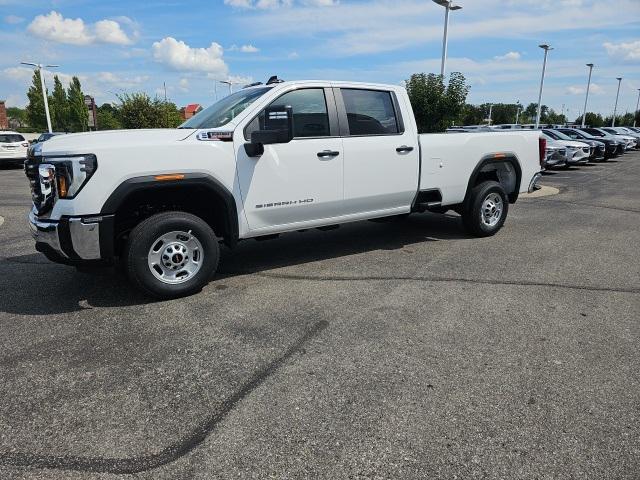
1, 0, 639, 120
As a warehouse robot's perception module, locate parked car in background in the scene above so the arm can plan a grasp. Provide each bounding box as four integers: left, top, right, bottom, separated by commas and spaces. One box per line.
34, 132, 65, 144
601, 127, 640, 149
558, 128, 619, 160
542, 130, 590, 165
543, 141, 568, 169
0, 131, 29, 167
579, 128, 626, 156
545, 129, 605, 162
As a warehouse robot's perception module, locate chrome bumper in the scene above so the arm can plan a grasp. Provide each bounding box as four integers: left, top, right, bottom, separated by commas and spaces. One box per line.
28, 209, 105, 261
528, 173, 542, 193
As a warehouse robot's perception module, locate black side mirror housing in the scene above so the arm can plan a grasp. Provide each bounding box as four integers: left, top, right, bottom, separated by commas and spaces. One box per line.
244, 105, 294, 158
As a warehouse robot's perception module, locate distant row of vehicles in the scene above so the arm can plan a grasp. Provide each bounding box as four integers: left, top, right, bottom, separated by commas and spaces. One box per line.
0, 131, 65, 167
448, 124, 640, 169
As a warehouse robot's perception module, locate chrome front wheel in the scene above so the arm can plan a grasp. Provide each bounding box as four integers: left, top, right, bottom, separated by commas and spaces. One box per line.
147, 230, 204, 285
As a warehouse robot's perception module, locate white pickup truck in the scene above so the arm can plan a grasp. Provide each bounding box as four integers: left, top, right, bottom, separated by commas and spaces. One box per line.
26, 78, 544, 298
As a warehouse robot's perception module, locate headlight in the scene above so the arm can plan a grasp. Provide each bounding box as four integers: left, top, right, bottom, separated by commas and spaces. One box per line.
42, 154, 97, 199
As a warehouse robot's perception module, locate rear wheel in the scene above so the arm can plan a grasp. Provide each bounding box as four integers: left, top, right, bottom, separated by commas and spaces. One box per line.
461, 181, 509, 237
126, 212, 219, 299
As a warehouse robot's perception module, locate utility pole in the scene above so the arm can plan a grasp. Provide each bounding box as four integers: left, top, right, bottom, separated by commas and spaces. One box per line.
581, 63, 594, 128
432, 0, 462, 78
634, 89, 640, 128
163, 81, 169, 128
612, 77, 622, 127
20, 62, 59, 133
535, 44, 553, 129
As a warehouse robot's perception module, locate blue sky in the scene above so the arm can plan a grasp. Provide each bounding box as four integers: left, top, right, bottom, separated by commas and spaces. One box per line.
1, 0, 639, 119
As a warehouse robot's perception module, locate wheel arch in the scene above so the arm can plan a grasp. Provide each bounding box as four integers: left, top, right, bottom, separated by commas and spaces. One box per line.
101, 173, 239, 250
464, 154, 522, 204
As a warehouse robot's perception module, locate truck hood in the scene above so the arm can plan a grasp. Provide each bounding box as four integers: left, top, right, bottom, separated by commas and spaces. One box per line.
38, 129, 196, 156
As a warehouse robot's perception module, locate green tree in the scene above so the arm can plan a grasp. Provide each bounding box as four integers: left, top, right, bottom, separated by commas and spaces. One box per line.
50, 75, 69, 132
67, 76, 87, 132
575, 112, 604, 127
543, 109, 567, 125
405, 72, 470, 133
25, 70, 48, 131
96, 103, 122, 130
6, 107, 27, 128
116, 93, 183, 129
604, 112, 635, 127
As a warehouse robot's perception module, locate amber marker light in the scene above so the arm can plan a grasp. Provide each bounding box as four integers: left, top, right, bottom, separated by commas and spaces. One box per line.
154, 174, 185, 182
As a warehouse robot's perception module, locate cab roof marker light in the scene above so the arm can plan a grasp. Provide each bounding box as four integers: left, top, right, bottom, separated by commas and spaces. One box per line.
154, 174, 185, 182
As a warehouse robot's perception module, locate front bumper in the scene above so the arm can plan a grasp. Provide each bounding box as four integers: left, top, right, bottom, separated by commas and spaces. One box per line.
28, 209, 114, 264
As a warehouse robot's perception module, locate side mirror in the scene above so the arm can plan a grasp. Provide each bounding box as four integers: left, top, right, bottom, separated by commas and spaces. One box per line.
244, 105, 293, 158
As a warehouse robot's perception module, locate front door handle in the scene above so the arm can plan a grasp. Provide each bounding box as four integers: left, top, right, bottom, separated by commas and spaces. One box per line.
317, 150, 340, 159
396, 145, 414, 153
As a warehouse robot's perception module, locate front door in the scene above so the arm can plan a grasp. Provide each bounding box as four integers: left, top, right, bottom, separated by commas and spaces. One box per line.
236, 87, 344, 232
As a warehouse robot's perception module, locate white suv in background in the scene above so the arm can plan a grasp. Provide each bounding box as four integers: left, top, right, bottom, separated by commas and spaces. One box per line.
0, 131, 29, 167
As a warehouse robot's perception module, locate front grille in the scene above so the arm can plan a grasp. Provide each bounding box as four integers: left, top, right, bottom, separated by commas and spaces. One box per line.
23, 152, 54, 214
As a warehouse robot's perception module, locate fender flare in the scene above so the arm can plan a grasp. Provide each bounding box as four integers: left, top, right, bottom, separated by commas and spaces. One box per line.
100, 173, 239, 247
464, 154, 522, 204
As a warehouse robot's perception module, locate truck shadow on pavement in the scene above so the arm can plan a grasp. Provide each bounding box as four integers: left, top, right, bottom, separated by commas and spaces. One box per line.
1, 213, 467, 316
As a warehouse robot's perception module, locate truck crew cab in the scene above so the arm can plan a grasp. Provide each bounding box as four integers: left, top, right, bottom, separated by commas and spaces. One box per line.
26, 77, 544, 298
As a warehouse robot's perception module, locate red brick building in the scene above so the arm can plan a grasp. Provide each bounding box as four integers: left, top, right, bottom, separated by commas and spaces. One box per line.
180, 104, 202, 120
0, 101, 8, 130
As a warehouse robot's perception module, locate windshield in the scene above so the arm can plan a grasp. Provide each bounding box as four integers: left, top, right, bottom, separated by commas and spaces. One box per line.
584, 128, 605, 137
547, 130, 573, 141
180, 87, 272, 129
543, 130, 561, 140
0, 134, 25, 143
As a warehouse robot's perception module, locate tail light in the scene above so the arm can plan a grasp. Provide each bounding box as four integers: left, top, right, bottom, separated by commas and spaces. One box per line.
538, 137, 546, 166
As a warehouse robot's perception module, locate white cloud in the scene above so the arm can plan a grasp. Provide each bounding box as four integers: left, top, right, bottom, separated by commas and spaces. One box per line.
566, 83, 604, 95
494, 51, 521, 61
604, 40, 640, 61
152, 37, 229, 76
4, 15, 24, 24
224, 0, 336, 8
96, 72, 149, 88
178, 78, 189, 92
229, 44, 260, 53
27, 11, 134, 46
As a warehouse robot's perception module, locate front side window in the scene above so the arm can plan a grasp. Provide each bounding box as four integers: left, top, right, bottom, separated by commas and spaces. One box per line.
245, 88, 331, 140
180, 87, 272, 129
341, 89, 399, 136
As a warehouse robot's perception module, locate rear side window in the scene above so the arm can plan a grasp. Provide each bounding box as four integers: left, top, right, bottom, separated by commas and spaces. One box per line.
245, 88, 331, 139
0, 134, 25, 143
341, 89, 399, 136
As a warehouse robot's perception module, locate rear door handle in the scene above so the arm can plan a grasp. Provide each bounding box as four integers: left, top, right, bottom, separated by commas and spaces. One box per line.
317, 150, 340, 159
396, 145, 414, 153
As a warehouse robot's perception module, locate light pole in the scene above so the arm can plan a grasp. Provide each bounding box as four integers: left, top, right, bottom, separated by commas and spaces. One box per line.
634, 89, 640, 128
515, 101, 521, 124
432, 0, 462, 78
612, 77, 622, 127
21, 62, 59, 133
535, 44, 553, 129
487, 103, 493, 126
581, 63, 594, 128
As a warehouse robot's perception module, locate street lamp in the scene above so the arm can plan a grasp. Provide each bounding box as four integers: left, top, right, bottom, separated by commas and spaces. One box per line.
634, 89, 640, 128
581, 63, 594, 128
21, 62, 59, 133
432, 0, 462, 78
612, 77, 622, 127
515, 100, 521, 124
535, 44, 553, 129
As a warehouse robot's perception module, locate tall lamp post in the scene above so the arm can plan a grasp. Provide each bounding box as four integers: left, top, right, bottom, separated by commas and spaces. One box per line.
432, 0, 462, 78
515, 100, 521, 124
535, 44, 553, 129
20, 62, 59, 133
581, 63, 594, 128
634, 89, 640, 128
612, 77, 622, 127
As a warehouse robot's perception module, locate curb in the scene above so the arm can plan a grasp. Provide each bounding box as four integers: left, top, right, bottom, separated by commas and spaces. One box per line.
521, 185, 560, 198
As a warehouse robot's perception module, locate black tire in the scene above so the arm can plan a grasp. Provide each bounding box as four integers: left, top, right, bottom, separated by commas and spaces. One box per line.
461, 181, 509, 237
125, 211, 219, 299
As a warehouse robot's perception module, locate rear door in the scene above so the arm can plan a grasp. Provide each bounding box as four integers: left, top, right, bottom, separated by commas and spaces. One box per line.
335, 87, 419, 216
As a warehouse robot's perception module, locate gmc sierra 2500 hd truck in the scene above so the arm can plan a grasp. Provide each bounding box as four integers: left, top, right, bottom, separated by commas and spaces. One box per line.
26, 78, 544, 298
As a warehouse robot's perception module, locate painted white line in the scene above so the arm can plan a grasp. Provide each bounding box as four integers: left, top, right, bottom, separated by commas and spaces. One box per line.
0, 216, 4, 227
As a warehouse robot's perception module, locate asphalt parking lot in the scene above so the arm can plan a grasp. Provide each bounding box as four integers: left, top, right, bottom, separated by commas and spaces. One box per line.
0, 155, 638, 480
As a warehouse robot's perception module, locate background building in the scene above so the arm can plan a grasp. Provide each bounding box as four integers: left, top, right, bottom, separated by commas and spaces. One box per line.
180, 104, 202, 121
0, 101, 8, 130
